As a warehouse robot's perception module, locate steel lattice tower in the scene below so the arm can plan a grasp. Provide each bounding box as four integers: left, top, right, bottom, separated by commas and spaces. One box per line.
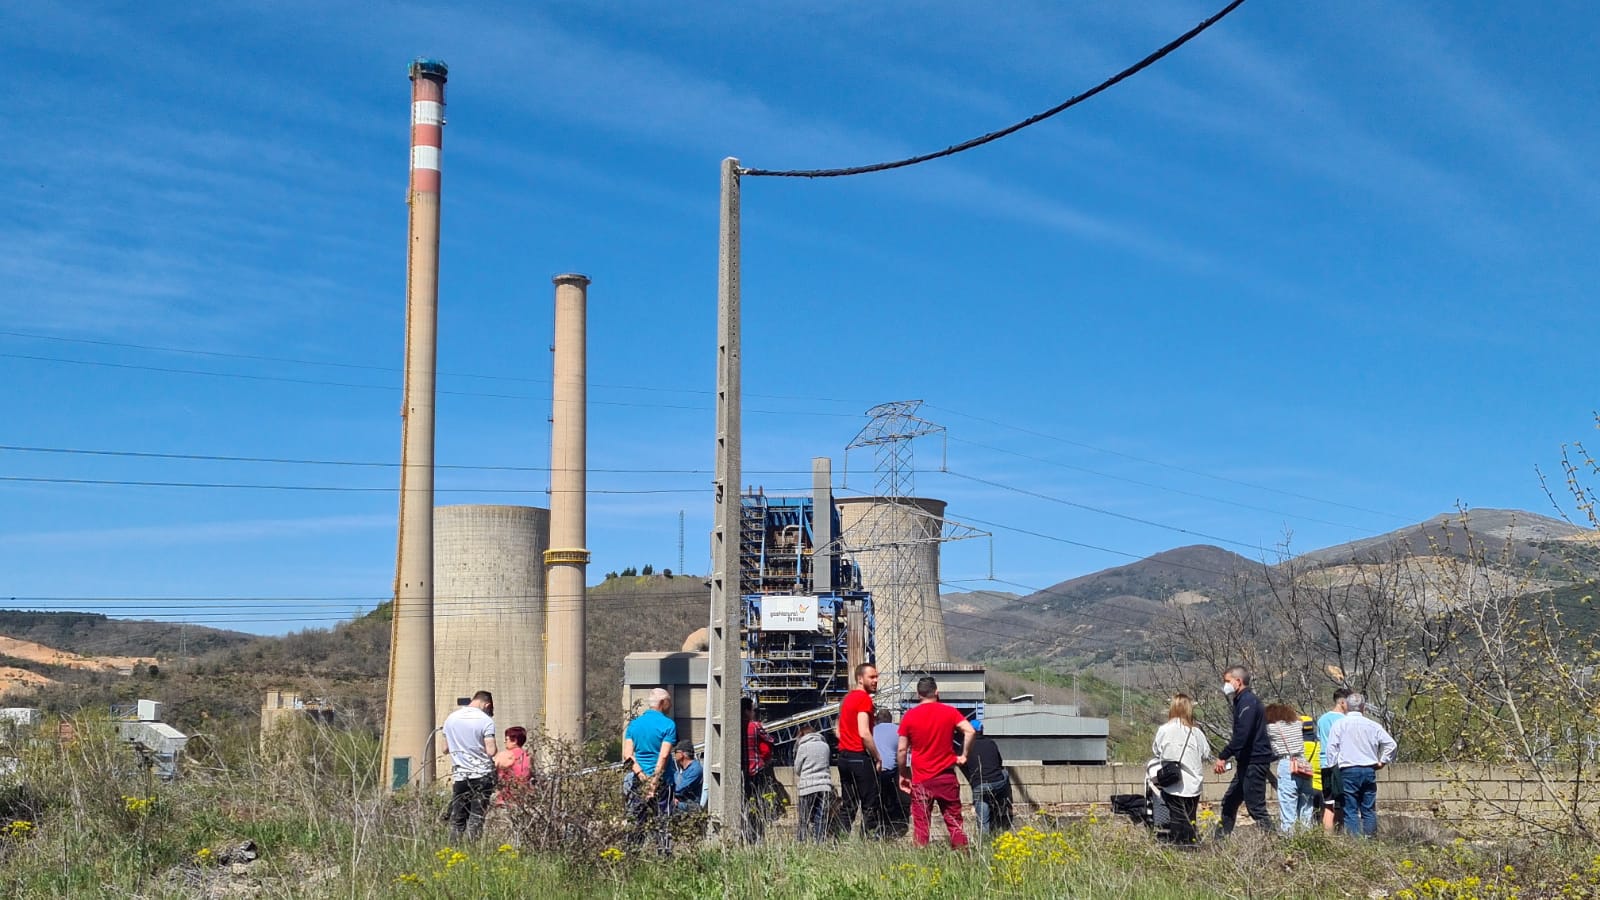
842, 401, 985, 703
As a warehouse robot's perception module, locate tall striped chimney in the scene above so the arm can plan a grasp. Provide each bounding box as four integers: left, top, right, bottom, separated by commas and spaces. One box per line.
382, 57, 447, 790
544, 274, 590, 744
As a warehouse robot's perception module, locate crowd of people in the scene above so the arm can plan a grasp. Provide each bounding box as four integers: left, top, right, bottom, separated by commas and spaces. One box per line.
438, 662, 1395, 849
1148, 666, 1398, 843
612, 662, 1014, 849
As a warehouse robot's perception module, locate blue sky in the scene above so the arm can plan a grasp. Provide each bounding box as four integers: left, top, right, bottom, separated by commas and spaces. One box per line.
3, 1, 1596, 635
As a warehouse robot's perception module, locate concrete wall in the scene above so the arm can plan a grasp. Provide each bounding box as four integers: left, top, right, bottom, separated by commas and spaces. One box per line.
765, 762, 1590, 830
433, 505, 550, 767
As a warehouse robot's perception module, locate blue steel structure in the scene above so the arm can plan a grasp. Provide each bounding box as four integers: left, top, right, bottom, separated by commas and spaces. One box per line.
739, 490, 874, 725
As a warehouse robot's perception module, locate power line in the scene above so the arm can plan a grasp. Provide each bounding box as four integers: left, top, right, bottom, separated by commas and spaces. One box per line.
946, 434, 1369, 532
0, 475, 718, 494
928, 403, 1409, 522
740, 0, 1248, 178
0, 330, 856, 404
1, 333, 1408, 524
0, 351, 860, 417
0, 443, 816, 477
948, 511, 1243, 580
943, 468, 1268, 554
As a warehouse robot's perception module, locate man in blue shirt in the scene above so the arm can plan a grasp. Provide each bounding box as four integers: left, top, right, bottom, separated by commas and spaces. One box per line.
669, 740, 704, 814
622, 688, 678, 823
1315, 688, 1350, 832
872, 708, 908, 836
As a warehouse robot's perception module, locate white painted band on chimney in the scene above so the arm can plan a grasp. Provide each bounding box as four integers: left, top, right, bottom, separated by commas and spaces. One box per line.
411, 146, 440, 170
412, 100, 443, 126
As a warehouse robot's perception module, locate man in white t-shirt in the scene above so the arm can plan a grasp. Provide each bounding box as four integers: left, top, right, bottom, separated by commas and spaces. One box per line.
441, 690, 498, 839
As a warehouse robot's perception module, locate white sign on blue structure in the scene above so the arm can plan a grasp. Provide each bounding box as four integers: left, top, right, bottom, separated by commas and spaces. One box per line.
760, 595, 819, 632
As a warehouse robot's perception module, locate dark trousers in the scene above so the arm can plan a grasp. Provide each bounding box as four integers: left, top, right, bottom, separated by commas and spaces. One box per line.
838, 751, 882, 837
743, 771, 772, 841
973, 776, 1014, 838
1219, 758, 1273, 834
796, 791, 832, 842
449, 774, 495, 839
1160, 791, 1200, 844
877, 769, 909, 834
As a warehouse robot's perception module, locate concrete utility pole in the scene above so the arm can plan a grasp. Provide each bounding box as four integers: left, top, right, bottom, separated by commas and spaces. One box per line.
544, 273, 591, 744
706, 157, 744, 837
383, 57, 448, 791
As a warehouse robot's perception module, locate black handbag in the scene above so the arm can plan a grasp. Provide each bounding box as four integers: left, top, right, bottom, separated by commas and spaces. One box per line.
1153, 727, 1194, 789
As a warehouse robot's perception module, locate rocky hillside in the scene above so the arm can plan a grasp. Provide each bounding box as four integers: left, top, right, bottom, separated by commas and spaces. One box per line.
0, 575, 712, 746
943, 544, 1254, 663
943, 509, 1598, 666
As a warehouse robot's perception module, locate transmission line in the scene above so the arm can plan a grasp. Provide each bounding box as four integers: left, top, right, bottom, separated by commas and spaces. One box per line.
740, 0, 1248, 178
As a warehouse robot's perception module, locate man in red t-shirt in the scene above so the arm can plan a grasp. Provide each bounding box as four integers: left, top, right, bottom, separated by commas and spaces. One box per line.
897, 675, 977, 848
836, 663, 884, 837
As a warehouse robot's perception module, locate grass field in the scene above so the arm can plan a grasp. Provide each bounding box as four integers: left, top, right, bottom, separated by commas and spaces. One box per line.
2, 719, 1597, 899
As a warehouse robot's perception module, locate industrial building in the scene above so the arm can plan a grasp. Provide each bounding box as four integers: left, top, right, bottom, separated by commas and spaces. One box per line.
260, 691, 336, 753
627, 465, 988, 754
980, 702, 1110, 764
738, 484, 875, 723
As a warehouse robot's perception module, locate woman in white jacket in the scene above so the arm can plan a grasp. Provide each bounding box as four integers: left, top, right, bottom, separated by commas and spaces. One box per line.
1151, 694, 1211, 844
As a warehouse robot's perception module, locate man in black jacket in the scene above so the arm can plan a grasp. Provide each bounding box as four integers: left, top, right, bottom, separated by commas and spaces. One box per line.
1212, 665, 1273, 835
957, 726, 1013, 838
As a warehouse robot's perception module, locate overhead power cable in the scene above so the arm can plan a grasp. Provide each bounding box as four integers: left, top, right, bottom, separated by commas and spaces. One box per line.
943, 468, 1268, 554
0, 475, 731, 495
0, 329, 854, 404
1, 331, 1406, 524
740, 0, 1248, 178
0, 443, 815, 477
929, 403, 1409, 522
946, 434, 1367, 532
0, 351, 858, 418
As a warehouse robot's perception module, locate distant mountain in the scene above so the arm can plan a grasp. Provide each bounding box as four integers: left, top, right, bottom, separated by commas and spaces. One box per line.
0, 575, 712, 745
940, 590, 1019, 615
943, 509, 1599, 666
1298, 509, 1587, 567
944, 545, 1255, 663
0, 610, 253, 659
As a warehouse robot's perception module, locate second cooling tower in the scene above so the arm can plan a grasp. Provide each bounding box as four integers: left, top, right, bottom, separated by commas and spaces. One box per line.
835, 496, 948, 690
433, 504, 550, 754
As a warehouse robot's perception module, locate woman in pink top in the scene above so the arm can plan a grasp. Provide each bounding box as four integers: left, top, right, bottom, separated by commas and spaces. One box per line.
494, 726, 533, 806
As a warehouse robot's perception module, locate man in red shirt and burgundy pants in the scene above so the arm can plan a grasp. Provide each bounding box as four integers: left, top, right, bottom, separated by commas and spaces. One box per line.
898, 675, 977, 849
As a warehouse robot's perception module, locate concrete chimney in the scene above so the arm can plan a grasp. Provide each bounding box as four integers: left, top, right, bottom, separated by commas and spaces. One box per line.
382, 57, 447, 791
544, 273, 590, 743
812, 458, 834, 593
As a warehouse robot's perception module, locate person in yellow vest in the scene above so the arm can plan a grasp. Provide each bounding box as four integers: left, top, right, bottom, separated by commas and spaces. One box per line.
1297, 715, 1324, 829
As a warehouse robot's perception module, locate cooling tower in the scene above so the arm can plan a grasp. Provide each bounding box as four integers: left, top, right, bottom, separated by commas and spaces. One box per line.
433, 504, 550, 763
835, 496, 947, 691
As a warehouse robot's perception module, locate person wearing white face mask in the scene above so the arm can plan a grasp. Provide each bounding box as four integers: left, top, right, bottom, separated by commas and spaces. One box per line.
1211, 666, 1274, 836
